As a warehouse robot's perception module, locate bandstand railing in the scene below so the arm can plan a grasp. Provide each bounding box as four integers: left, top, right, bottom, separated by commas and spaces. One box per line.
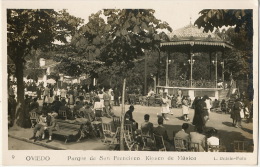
168, 80, 216, 88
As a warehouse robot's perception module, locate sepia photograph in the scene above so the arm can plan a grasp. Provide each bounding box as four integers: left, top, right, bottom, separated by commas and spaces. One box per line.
1, 0, 258, 166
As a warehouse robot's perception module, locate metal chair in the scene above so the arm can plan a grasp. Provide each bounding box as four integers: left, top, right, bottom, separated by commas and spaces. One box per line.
233, 140, 247, 152
153, 134, 166, 151
29, 111, 39, 128
174, 137, 188, 151
101, 123, 116, 144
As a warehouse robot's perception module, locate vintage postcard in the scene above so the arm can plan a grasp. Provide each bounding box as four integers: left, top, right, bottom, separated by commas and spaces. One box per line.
1, 0, 258, 166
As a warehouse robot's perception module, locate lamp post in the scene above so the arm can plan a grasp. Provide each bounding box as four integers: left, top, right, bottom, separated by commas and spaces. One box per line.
221, 61, 225, 89
212, 54, 218, 88
188, 54, 195, 87
166, 55, 169, 86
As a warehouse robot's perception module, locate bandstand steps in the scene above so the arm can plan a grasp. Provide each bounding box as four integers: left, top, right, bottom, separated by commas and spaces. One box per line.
218, 89, 229, 100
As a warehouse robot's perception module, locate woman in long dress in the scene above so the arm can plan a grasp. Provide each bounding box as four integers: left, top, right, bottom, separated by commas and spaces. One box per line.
182, 96, 190, 121
161, 92, 170, 120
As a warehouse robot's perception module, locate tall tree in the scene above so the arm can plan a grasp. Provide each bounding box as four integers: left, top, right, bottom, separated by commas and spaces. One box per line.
7, 9, 83, 127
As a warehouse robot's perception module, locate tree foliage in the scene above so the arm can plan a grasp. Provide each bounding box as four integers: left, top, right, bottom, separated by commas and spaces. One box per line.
195, 9, 253, 41
7, 9, 83, 127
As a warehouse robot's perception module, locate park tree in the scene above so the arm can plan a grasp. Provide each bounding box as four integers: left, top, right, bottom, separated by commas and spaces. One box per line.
7, 9, 83, 127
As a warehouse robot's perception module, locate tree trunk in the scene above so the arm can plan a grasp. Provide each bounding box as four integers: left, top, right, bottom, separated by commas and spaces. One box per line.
14, 57, 25, 127
120, 78, 126, 151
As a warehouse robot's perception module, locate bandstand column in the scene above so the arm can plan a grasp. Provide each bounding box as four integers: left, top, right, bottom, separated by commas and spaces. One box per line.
215, 53, 218, 88
165, 52, 169, 86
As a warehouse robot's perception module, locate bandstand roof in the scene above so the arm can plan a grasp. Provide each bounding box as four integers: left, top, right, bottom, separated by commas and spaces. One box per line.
160, 24, 233, 53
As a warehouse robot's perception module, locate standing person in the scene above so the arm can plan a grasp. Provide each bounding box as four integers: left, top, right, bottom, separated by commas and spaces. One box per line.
60, 88, 67, 100
161, 92, 170, 120
182, 96, 190, 121
113, 87, 120, 106
103, 88, 112, 118
233, 98, 243, 128
36, 86, 42, 100
43, 85, 50, 103
192, 95, 208, 132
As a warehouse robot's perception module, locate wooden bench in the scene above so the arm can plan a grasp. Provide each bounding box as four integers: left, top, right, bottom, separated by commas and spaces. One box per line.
53, 120, 82, 143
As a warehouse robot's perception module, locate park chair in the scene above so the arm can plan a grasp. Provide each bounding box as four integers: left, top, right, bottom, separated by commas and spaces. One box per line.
59, 110, 67, 120
101, 123, 116, 144
113, 116, 121, 132
233, 140, 247, 152
29, 111, 39, 128
174, 137, 188, 151
153, 134, 166, 151
124, 130, 139, 151
188, 142, 200, 152
140, 128, 153, 150
124, 124, 133, 135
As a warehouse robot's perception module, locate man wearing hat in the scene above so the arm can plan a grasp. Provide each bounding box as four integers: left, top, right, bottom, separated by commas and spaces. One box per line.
29, 111, 48, 142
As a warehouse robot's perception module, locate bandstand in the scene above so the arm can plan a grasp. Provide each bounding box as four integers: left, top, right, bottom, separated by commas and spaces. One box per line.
158, 23, 233, 100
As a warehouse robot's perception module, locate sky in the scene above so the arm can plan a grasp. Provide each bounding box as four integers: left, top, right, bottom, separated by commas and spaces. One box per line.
66, 5, 204, 32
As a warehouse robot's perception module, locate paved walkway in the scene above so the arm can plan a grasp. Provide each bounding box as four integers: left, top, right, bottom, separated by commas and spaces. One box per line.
8, 104, 253, 151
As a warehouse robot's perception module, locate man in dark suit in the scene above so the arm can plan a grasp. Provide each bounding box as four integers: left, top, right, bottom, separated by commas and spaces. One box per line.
141, 114, 153, 136
153, 116, 172, 150
175, 123, 190, 142
125, 105, 138, 129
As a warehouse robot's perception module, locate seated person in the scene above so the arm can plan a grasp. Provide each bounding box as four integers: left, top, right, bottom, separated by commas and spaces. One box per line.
29, 111, 47, 142
45, 112, 59, 143
74, 101, 84, 114
175, 123, 190, 143
125, 113, 136, 132
190, 127, 206, 152
206, 128, 220, 146
59, 99, 72, 119
221, 99, 227, 114
93, 97, 104, 117
141, 114, 153, 136
125, 105, 138, 129
29, 97, 39, 112
51, 96, 62, 113
153, 116, 172, 151
79, 104, 95, 121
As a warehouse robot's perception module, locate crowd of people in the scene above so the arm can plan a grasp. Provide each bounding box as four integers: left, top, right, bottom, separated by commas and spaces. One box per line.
8, 80, 253, 151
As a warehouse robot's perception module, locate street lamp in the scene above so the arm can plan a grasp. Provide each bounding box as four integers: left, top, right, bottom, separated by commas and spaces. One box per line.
212, 55, 218, 88
166, 58, 173, 87
188, 54, 195, 87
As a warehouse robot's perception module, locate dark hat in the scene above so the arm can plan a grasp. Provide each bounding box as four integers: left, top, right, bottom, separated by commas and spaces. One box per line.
129, 105, 134, 110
